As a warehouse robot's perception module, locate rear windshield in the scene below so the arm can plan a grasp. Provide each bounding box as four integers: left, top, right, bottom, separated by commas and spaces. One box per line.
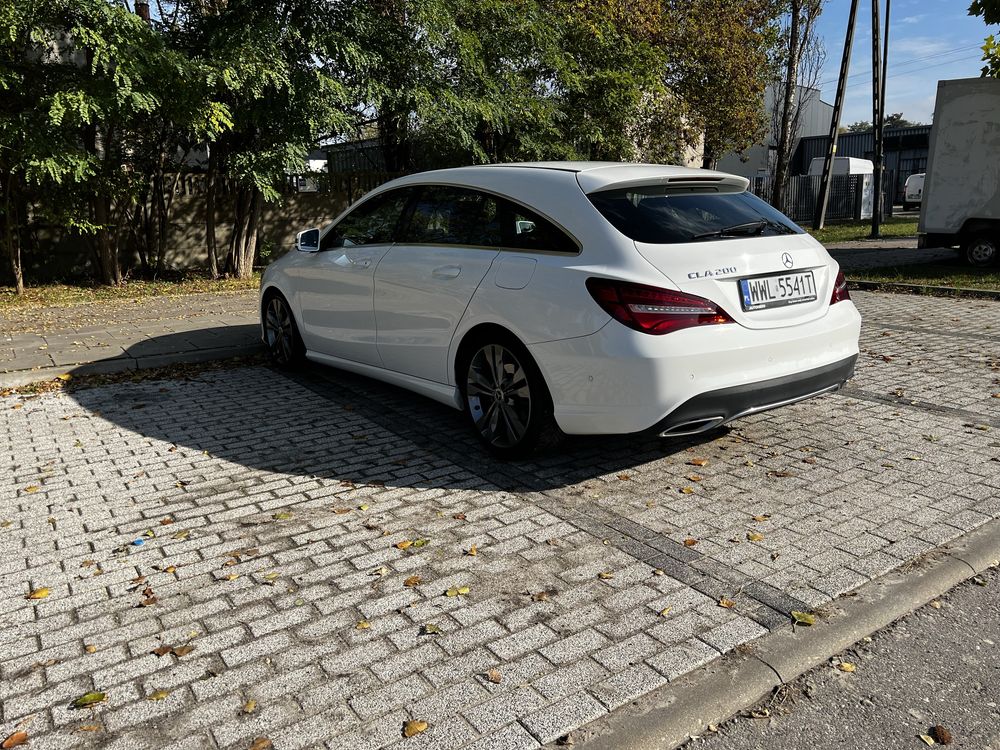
588, 186, 804, 244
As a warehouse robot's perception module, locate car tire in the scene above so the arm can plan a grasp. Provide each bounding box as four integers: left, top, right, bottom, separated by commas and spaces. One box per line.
459, 334, 560, 458
262, 292, 305, 367
902, 202, 912, 211
963, 234, 999, 268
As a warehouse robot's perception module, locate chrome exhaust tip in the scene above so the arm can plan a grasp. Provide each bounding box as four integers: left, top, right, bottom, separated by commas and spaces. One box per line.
658, 416, 726, 438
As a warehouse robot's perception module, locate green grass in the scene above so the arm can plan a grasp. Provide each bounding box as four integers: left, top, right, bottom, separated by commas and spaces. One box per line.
806, 216, 918, 245
848, 260, 1000, 292
0, 271, 260, 310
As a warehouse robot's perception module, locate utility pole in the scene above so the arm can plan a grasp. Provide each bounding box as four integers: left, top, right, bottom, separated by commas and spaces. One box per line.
881, 0, 892, 215
869, 0, 884, 238
814, 0, 861, 230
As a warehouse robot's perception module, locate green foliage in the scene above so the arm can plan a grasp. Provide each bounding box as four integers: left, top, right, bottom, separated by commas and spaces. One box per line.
970, 0, 1000, 75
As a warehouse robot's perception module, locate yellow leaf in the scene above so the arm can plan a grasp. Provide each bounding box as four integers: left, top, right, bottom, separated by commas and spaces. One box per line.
358, 504, 370, 511
659, 607, 672, 617
26, 587, 50, 600
837, 662, 856, 673
249, 739, 273, 750
465, 545, 477, 557
272, 511, 293, 520
752, 514, 771, 522
396, 540, 413, 550
243, 699, 257, 714
680, 486, 695, 494
147, 688, 170, 701
686, 474, 703, 482
683, 538, 698, 547
652, 569, 665, 576
57, 373, 72, 381
164, 566, 176, 574
420, 623, 442, 635
356, 620, 370, 630
747, 532, 764, 542
75, 726, 102, 733
919, 735, 936, 746
457, 585, 470, 595
262, 572, 279, 581
24, 485, 39, 494
718, 597, 736, 609
929, 600, 942, 609
71, 691, 107, 709
598, 571, 614, 580
84, 644, 97, 654
486, 668, 502, 683
403, 720, 429, 738
688, 457, 709, 467
226, 574, 239, 581
403, 575, 422, 588
791, 610, 816, 626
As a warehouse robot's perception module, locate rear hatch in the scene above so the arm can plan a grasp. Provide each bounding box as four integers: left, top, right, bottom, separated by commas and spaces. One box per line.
584, 176, 835, 329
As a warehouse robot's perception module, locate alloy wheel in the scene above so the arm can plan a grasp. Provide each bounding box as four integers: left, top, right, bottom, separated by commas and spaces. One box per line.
465, 344, 532, 449
265, 297, 295, 365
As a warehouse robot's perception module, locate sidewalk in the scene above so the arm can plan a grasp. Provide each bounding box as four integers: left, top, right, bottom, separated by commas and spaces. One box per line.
0, 290, 260, 387
0, 241, 959, 388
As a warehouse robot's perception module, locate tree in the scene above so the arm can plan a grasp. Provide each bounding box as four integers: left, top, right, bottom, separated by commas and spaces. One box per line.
663, 0, 784, 169
770, 0, 824, 211
846, 113, 922, 132
969, 0, 1000, 77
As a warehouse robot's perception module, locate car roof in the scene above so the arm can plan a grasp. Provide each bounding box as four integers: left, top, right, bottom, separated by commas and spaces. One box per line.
389, 162, 748, 195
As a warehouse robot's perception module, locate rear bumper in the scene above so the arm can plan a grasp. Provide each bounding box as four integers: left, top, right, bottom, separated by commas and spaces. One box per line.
648, 355, 856, 437
528, 300, 862, 435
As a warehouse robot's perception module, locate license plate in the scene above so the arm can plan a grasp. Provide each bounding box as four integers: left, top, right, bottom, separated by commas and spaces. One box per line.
739, 271, 817, 311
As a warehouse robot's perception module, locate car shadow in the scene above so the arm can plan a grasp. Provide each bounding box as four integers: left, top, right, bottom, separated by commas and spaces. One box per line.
66, 328, 722, 493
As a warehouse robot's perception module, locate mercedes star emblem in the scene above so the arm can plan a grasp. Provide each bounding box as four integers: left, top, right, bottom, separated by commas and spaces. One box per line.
781, 252, 794, 269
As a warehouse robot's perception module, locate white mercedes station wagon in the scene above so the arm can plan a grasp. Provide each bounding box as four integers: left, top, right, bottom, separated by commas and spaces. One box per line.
260, 162, 861, 456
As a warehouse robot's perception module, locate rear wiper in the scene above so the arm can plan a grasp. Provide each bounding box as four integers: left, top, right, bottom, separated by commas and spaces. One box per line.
691, 220, 766, 240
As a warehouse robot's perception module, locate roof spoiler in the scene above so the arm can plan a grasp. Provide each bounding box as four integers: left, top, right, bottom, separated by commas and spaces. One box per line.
578, 172, 750, 195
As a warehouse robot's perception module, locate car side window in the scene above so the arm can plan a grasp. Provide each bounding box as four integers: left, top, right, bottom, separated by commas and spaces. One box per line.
498, 199, 578, 253
399, 186, 501, 247
321, 188, 411, 250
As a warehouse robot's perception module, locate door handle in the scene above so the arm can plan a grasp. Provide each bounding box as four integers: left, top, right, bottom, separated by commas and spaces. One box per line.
432, 265, 461, 279
353, 258, 371, 268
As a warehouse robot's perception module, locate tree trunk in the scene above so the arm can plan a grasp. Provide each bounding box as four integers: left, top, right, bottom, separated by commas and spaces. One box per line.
228, 186, 261, 279
206, 147, 220, 278
93, 193, 121, 286
771, 1, 804, 212
2, 172, 25, 295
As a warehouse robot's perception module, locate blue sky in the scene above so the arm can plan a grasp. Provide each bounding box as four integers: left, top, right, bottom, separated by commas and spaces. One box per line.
813, 0, 996, 125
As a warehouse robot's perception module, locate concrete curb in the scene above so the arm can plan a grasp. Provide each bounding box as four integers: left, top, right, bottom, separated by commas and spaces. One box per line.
847, 279, 1000, 300
0, 342, 262, 388
574, 518, 1000, 750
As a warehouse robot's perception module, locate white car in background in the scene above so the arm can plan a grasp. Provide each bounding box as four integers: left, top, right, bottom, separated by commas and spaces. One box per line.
260, 162, 861, 456
903, 172, 925, 211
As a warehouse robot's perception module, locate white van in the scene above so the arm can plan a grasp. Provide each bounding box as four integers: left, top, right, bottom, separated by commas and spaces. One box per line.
903, 173, 925, 211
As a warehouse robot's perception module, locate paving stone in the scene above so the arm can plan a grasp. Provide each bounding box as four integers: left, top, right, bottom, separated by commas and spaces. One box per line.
521, 692, 608, 744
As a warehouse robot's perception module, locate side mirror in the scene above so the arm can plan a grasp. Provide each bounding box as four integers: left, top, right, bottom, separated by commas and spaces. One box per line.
296, 228, 320, 253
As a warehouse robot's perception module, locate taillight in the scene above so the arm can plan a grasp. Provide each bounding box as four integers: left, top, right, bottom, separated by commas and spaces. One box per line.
830, 270, 850, 305
585, 277, 734, 335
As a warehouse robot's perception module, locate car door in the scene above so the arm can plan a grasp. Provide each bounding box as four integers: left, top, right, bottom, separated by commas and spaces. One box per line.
374, 186, 501, 384
296, 187, 412, 366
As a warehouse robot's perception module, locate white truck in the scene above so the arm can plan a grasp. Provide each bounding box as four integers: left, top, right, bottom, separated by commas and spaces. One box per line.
918, 77, 1000, 267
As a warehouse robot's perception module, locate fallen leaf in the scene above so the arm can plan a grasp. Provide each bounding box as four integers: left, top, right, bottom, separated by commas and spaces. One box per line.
1, 731, 28, 748
356, 620, 371, 630
272, 512, 293, 521
358, 504, 370, 511
159, 517, 174, 526
597, 571, 614, 580
26, 587, 50, 600
420, 623, 442, 635
75, 725, 102, 733
172, 645, 195, 657
719, 597, 736, 609
837, 662, 856, 673
334, 507, 351, 515
747, 532, 764, 542
680, 486, 695, 495
486, 668, 502, 684
659, 607, 672, 617
929, 600, 942, 610
767, 470, 794, 478
688, 458, 709, 467
243, 699, 257, 714
973, 576, 988, 587
750, 707, 770, 719
395, 540, 413, 550
931, 725, 953, 745
147, 688, 171, 701
683, 538, 698, 547
652, 569, 665, 576
262, 572, 280, 582
132, 575, 147, 584
752, 514, 771, 522
412, 539, 429, 548
403, 575, 422, 588
791, 610, 816, 626
71, 691, 108, 709
226, 574, 240, 581
57, 373, 72, 381
152, 645, 173, 657
403, 720, 429, 738
84, 644, 97, 654
453, 513, 467, 521
457, 585, 470, 595
249, 739, 273, 750
686, 474, 703, 482
531, 591, 551, 602
617, 473, 631, 481
465, 545, 477, 557
164, 565, 176, 574
24, 485, 39, 494
919, 735, 936, 746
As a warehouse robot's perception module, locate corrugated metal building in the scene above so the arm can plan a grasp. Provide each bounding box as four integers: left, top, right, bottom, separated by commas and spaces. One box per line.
792, 125, 930, 203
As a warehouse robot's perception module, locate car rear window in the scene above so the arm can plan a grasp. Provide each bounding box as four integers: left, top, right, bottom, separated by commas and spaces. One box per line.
588, 186, 804, 244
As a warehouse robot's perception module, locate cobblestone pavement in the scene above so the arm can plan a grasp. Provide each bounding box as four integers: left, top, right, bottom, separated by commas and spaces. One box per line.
2, 291, 999, 750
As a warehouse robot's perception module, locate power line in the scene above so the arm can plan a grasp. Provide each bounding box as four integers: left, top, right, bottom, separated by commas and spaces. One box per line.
842, 53, 983, 91
817, 43, 981, 87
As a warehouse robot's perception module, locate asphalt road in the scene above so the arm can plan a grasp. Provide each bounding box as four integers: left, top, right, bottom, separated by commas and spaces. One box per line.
690, 566, 1000, 750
